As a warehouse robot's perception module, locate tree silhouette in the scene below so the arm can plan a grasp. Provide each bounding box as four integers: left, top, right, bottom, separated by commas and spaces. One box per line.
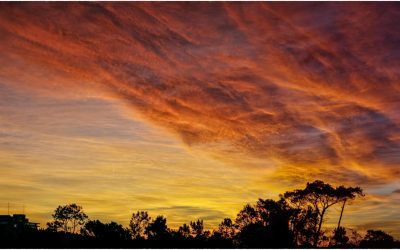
284, 181, 364, 247
217, 218, 235, 239
347, 228, 363, 247
233, 198, 297, 247
178, 223, 191, 238
129, 211, 151, 239
235, 204, 259, 230
284, 180, 342, 247
360, 229, 395, 248
145, 215, 168, 239
46, 203, 88, 234
299, 207, 319, 246
190, 219, 204, 237
335, 185, 364, 229
330, 226, 349, 247
5, 180, 399, 248
237, 222, 269, 248
256, 198, 295, 247
81, 220, 130, 241
280, 191, 318, 246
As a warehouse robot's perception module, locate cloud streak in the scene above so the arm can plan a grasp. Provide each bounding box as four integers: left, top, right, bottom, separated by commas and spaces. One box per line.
1, 2, 399, 185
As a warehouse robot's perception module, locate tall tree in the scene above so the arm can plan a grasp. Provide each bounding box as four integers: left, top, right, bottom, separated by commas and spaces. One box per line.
335, 185, 364, 229
279, 194, 318, 246
284, 180, 364, 247
129, 211, 151, 239
256, 198, 295, 247
284, 180, 341, 247
234, 204, 260, 230
46, 203, 88, 234
145, 215, 168, 239
234, 199, 296, 247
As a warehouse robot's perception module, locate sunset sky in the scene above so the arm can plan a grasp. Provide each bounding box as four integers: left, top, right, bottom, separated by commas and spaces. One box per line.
0, 2, 400, 237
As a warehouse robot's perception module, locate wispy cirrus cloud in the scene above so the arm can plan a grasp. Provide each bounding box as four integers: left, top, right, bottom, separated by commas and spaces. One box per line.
1, 2, 399, 185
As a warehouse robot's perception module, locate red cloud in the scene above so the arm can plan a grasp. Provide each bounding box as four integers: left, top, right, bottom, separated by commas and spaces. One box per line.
1, 2, 399, 185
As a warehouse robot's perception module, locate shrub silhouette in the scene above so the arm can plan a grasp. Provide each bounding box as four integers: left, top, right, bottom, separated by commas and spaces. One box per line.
360, 230, 396, 248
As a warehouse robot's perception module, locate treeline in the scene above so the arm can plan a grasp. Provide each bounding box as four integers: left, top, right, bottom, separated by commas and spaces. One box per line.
1, 180, 399, 248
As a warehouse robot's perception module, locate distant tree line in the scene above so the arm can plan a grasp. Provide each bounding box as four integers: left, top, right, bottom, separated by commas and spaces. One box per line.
1, 180, 399, 248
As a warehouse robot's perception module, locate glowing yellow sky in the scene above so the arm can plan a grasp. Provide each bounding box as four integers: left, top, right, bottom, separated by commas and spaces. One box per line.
0, 82, 281, 229
0, 2, 400, 237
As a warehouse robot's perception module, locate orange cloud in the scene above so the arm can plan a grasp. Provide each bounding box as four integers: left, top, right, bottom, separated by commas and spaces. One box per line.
1, 2, 399, 186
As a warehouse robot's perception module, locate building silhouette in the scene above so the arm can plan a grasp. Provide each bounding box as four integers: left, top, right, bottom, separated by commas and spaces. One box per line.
0, 214, 39, 231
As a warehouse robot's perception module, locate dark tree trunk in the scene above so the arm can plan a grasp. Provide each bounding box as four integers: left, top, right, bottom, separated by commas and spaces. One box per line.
314, 208, 326, 247
337, 199, 346, 229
